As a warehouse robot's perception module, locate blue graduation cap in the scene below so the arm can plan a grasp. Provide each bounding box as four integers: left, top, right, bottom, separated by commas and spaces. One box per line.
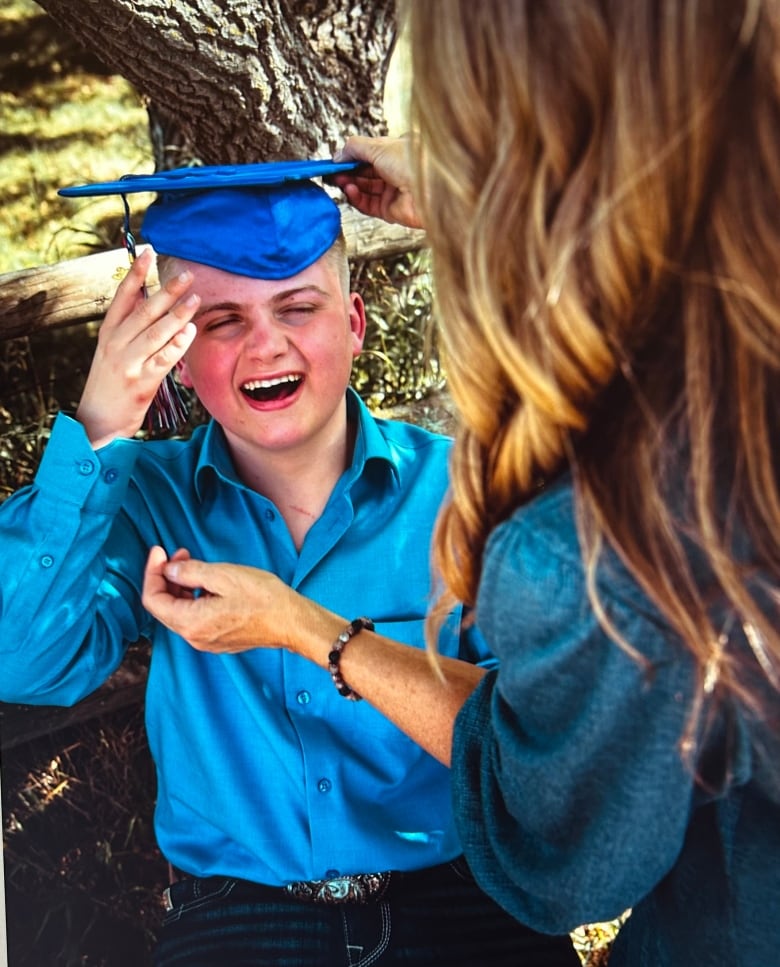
59, 159, 360, 280
58, 160, 360, 432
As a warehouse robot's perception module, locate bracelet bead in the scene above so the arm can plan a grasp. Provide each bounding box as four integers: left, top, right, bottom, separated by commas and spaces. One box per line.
328, 617, 374, 701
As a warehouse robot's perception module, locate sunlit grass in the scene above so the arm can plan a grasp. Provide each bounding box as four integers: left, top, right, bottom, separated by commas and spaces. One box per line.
0, 61, 151, 271
0, 0, 153, 273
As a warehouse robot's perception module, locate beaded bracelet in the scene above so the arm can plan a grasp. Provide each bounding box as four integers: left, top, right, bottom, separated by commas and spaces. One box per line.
328, 617, 374, 701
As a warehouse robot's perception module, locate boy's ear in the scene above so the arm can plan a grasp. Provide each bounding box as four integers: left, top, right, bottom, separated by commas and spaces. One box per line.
349, 292, 367, 356
176, 358, 195, 389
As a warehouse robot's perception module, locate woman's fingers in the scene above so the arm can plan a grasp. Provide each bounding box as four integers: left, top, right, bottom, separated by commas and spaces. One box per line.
331, 136, 423, 229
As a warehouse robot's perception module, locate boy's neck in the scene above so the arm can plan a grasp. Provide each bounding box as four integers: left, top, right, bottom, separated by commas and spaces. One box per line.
227, 417, 357, 550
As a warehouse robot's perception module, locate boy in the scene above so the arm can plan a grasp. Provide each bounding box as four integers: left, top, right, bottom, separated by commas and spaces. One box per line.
0, 164, 578, 966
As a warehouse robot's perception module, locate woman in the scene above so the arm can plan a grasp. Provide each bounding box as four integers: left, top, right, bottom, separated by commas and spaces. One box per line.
145, 2, 780, 963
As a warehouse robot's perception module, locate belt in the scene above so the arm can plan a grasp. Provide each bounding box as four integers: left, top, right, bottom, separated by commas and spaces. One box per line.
165, 860, 461, 911
285, 871, 391, 904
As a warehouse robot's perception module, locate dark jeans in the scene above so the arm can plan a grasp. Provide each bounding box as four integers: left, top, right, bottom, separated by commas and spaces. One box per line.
153, 859, 579, 967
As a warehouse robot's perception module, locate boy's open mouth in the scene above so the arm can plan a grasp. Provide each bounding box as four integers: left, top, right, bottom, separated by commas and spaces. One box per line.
241, 375, 302, 403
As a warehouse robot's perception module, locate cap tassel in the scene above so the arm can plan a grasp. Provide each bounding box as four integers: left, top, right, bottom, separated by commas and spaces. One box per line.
121, 195, 189, 434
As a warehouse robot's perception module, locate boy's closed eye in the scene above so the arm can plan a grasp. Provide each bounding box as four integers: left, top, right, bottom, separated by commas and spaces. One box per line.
277, 303, 320, 322
204, 315, 243, 332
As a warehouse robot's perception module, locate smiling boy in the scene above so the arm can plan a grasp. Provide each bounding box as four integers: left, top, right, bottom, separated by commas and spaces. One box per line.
0, 165, 579, 967
158, 240, 362, 546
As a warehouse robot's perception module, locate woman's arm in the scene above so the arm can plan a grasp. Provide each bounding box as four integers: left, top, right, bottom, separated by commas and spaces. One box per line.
142, 546, 484, 764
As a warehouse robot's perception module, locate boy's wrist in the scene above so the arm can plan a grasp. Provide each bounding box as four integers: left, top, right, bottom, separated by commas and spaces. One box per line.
75, 404, 139, 449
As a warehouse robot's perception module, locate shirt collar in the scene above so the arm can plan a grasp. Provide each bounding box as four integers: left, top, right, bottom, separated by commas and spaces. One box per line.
193, 387, 401, 502
346, 387, 402, 487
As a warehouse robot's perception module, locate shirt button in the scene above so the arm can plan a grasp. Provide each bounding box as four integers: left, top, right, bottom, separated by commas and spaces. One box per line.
325, 869, 339, 879
317, 778, 332, 794
296, 690, 311, 706
78, 460, 94, 476
40, 555, 54, 568
103, 468, 119, 483
264, 509, 275, 521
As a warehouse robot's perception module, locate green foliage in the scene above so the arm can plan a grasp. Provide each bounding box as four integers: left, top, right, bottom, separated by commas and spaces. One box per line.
0, 324, 99, 499
351, 247, 442, 409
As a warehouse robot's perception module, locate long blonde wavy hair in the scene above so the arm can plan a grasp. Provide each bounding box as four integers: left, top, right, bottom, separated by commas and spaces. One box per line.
404, 0, 780, 717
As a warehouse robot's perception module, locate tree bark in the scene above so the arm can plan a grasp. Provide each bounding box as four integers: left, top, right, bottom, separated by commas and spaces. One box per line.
33, 0, 397, 166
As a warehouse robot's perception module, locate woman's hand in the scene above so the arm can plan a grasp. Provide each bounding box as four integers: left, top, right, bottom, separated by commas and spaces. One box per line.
75, 249, 199, 448
332, 135, 424, 230
142, 546, 309, 654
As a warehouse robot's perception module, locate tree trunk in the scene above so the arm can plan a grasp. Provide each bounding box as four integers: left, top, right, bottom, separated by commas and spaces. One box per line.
34, 0, 397, 166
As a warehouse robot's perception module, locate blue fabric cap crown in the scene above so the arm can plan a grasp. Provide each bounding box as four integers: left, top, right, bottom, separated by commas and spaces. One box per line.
142, 180, 341, 280
58, 160, 360, 280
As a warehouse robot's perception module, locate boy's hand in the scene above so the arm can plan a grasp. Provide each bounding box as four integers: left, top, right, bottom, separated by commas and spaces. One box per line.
332, 136, 424, 230
75, 249, 199, 448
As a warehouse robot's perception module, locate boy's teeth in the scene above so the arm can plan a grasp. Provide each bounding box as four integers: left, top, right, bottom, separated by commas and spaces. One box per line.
242, 375, 297, 391
240, 374, 302, 402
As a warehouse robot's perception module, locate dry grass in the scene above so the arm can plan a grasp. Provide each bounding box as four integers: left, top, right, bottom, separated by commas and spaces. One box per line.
572, 920, 626, 966
3, 707, 165, 966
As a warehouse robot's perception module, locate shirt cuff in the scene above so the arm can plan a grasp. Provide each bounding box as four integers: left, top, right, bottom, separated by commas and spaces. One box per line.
35, 412, 141, 513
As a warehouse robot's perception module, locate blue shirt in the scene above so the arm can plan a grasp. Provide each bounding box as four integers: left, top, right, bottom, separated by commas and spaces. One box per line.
452, 475, 780, 966
0, 390, 495, 884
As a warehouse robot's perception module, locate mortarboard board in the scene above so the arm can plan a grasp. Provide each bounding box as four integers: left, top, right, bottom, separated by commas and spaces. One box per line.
59, 159, 361, 280
58, 159, 360, 431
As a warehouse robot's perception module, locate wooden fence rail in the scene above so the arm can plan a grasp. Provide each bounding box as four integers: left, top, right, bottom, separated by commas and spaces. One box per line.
0, 209, 425, 340
0, 211, 426, 750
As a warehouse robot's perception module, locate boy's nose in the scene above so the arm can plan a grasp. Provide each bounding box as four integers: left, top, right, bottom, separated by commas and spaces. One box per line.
245, 317, 288, 358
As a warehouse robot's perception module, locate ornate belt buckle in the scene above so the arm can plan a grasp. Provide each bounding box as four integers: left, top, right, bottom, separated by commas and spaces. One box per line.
286, 871, 392, 904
